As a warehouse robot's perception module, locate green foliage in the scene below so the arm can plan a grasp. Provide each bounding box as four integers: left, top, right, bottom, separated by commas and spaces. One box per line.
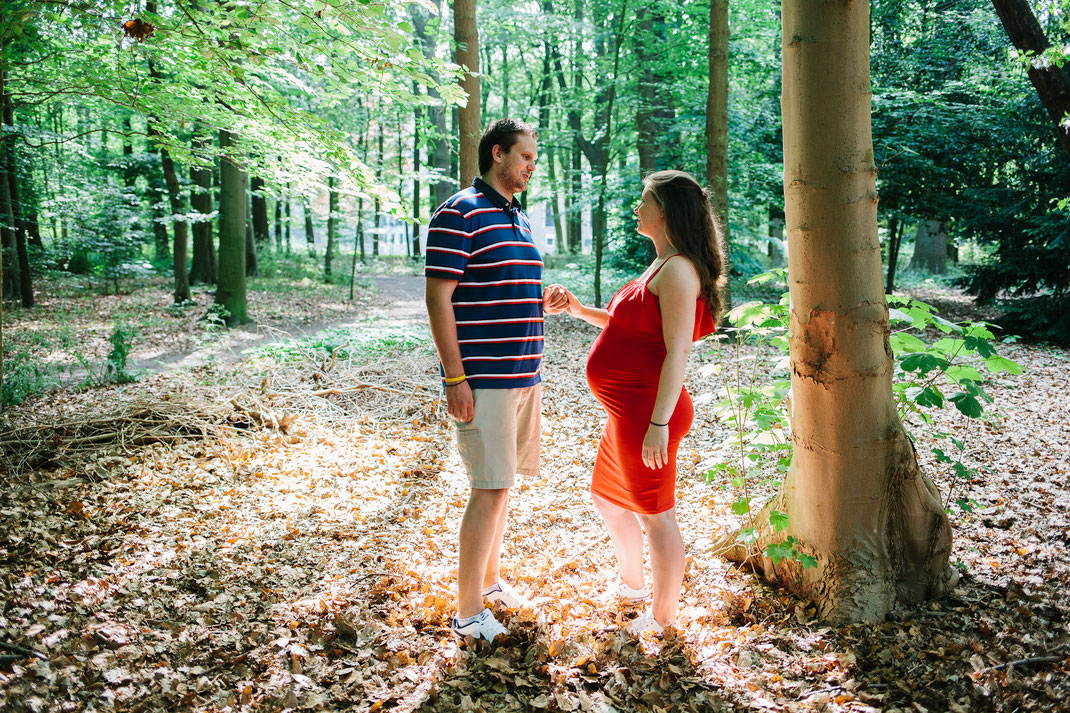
1, 350, 63, 406
105, 322, 140, 384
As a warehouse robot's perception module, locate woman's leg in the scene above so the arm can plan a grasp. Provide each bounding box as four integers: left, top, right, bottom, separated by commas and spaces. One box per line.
637, 507, 684, 626
592, 492, 646, 590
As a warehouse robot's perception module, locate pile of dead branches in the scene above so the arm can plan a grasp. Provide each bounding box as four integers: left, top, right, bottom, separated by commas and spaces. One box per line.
243, 340, 444, 425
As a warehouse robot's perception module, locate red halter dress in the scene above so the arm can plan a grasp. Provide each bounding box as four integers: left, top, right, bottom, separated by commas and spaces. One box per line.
586, 256, 716, 514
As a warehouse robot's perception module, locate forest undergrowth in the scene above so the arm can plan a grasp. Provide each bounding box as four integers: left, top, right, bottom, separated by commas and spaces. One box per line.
0, 282, 1068, 712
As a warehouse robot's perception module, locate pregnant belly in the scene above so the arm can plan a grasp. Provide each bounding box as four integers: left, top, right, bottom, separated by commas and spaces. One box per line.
586, 327, 663, 411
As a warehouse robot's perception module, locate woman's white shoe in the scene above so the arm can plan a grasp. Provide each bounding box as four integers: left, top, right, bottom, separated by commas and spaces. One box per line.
627, 611, 666, 636
614, 576, 652, 604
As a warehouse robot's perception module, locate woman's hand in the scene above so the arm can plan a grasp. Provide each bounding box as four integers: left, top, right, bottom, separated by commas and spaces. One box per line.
543, 284, 569, 315
642, 423, 669, 470
563, 287, 581, 316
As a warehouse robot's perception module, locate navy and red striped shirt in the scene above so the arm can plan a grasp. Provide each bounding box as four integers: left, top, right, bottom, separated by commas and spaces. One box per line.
425, 177, 543, 390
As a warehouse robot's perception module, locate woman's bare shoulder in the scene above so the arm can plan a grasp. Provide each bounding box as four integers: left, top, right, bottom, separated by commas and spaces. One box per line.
650, 255, 701, 296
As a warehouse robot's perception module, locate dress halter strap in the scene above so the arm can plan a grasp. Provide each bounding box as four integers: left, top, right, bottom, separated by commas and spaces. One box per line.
644, 253, 680, 285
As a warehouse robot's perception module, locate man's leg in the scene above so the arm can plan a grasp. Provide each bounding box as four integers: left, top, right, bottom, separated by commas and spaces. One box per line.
457, 487, 509, 619
592, 492, 646, 590
483, 491, 510, 588
637, 507, 684, 626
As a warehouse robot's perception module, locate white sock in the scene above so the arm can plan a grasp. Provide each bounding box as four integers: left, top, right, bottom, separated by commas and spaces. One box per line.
457, 610, 484, 626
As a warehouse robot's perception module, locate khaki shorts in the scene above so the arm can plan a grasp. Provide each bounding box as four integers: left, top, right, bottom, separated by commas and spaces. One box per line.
455, 385, 541, 490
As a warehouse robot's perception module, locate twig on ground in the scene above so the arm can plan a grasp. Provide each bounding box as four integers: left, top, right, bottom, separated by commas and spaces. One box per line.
972, 648, 1070, 676
0, 641, 47, 660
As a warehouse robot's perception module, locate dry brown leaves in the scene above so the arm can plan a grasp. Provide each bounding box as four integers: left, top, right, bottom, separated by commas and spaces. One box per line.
1, 284, 1068, 712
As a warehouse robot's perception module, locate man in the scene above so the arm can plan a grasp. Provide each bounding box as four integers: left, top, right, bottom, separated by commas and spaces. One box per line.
425, 118, 564, 640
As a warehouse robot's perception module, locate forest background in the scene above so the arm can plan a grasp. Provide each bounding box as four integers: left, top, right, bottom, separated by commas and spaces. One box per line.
1, 0, 1069, 711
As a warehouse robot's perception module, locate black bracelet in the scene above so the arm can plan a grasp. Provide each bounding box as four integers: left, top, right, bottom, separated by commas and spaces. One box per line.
650, 420, 668, 427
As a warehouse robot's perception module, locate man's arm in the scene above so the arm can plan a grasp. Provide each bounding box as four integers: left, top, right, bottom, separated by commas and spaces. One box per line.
426, 276, 474, 423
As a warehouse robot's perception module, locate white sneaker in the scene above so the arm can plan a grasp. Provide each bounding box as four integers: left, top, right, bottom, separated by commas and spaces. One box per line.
627, 611, 666, 636
483, 581, 531, 609
614, 577, 651, 604
452, 608, 507, 641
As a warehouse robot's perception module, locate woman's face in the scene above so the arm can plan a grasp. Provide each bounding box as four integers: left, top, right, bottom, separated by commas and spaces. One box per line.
634, 189, 664, 239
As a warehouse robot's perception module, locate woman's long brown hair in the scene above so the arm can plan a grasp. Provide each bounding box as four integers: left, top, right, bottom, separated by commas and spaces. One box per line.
643, 170, 728, 320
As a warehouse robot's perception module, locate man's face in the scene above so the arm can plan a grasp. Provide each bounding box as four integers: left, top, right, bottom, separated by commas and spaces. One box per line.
492, 134, 538, 195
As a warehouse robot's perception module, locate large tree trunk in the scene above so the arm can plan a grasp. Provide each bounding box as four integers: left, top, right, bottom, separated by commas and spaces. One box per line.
453, 0, 481, 187
908, 219, 948, 274
724, 0, 955, 624
991, 0, 1070, 159
189, 135, 216, 285
215, 130, 249, 325
706, 0, 731, 313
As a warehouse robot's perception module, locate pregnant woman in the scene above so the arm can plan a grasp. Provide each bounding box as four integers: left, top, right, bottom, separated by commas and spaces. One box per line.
552, 170, 726, 634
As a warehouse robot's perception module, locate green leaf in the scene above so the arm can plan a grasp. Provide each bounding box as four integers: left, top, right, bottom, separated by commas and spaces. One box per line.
949, 392, 984, 418
952, 462, 972, 479
933, 447, 953, 463
798, 554, 818, 569
945, 365, 985, 383
890, 332, 928, 354
964, 335, 997, 358
983, 355, 1023, 375
731, 498, 751, 516
769, 510, 789, 533
900, 353, 945, 374
915, 385, 944, 408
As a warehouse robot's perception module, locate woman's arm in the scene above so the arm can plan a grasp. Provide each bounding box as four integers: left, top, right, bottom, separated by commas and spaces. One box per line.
642, 260, 700, 470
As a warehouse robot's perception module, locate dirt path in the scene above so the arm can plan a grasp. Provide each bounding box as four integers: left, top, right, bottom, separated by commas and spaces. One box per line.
133, 275, 427, 374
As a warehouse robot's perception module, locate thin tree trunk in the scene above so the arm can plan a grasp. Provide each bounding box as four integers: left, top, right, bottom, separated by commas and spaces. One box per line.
189, 134, 216, 285
325, 176, 338, 278
245, 200, 258, 277
413, 8, 453, 206
885, 214, 902, 294
373, 124, 383, 257
592, 0, 628, 308
706, 0, 731, 313
454, 0, 481, 187
158, 139, 191, 303
412, 81, 423, 259
723, 0, 954, 624
284, 188, 291, 253
274, 193, 282, 252
2, 85, 32, 308
251, 176, 270, 248
304, 198, 316, 257
215, 129, 249, 325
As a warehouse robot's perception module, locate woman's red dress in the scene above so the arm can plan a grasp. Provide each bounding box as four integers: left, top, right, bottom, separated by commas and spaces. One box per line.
586, 257, 716, 514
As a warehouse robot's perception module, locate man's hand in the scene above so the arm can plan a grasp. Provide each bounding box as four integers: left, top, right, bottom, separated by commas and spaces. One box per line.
445, 380, 475, 422
543, 284, 569, 315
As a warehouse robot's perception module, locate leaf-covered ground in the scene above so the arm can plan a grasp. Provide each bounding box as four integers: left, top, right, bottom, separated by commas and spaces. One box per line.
1, 278, 1068, 712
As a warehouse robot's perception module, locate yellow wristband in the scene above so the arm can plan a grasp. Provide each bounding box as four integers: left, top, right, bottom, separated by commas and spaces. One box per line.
443, 374, 467, 384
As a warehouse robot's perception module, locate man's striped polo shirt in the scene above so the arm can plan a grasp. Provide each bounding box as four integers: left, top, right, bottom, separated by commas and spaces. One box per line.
425, 177, 543, 390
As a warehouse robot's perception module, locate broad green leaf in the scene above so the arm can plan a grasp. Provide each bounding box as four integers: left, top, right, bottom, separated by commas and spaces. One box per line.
984, 355, 1023, 375
731, 498, 751, 515
769, 510, 789, 532
890, 332, 927, 353
950, 392, 984, 418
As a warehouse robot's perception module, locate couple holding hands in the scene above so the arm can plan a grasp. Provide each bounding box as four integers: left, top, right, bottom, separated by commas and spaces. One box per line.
425, 119, 726, 641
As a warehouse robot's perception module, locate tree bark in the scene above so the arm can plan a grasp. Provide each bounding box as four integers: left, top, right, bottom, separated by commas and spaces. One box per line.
453, 0, 481, 188
189, 134, 216, 285
885, 214, 903, 294
304, 198, 316, 257
706, 0, 731, 313
909, 219, 948, 274
0, 74, 18, 302
991, 0, 1070, 159
215, 129, 249, 325
723, 0, 955, 624
412, 80, 423, 258
245, 204, 258, 277
251, 176, 270, 248
636, 7, 677, 173
373, 124, 383, 257
284, 188, 291, 253
412, 8, 453, 207
2, 84, 32, 308
325, 176, 338, 278
158, 139, 191, 303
